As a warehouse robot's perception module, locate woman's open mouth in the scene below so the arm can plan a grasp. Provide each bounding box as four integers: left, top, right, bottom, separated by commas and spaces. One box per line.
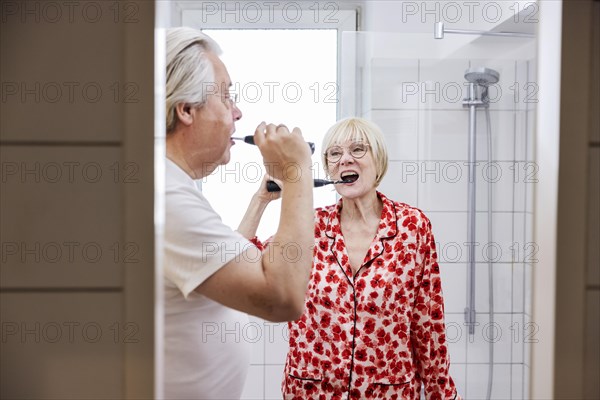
340, 172, 359, 183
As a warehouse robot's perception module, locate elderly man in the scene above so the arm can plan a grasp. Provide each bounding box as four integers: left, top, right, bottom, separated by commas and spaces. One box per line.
163, 27, 314, 399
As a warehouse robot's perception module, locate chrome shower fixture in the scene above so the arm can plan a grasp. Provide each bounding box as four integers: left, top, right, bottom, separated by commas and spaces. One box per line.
434, 22, 535, 39
465, 67, 500, 86
463, 67, 500, 107
463, 66, 500, 338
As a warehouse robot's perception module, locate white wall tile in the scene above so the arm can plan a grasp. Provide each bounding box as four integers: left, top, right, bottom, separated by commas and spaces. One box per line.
524, 264, 533, 316
475, 264, 513, 313
476, 161, 516, 212
445, 313, 467, 364
523, 59, 539, 114
491, 364, 513, 399
370, 60, 419, 110
524, 213, 536, 263
426, 212, 467, 263
511, 314, 525, 364
241, 365, 264, 400
264, 365, 285, 400
440, 263, 467, 313
420, 108, 519, 163
264, 322, 289, 365
515, 113, 536, 220
379, 160, 419, 206
449, 363, 466, 398
523, 315, 534, 368
511, 364, 525, 400
512, 263, 525, 313
419, 109, 467, 161
418, 161, 468, 211
466, 314, 512, 364
466, 363, 511, 400
512, 212, 526, 260
425, 212, 519, 264
475, 110, 516, 162
514, 110, 529, 162
419, 59, 470, 110
475, 212, 517, 263
526, 109, 536, 161
371, 110, 419, 161
247, 317, 265, 365
513, 179, 527, 213
524, 365, 531, 399
465, 363, 488, 399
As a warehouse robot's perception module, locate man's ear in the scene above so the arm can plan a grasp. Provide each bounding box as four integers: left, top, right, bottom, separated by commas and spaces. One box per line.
175, 103, 194, 127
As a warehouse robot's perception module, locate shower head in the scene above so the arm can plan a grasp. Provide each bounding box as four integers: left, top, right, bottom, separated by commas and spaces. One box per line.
464, 67, 500, 86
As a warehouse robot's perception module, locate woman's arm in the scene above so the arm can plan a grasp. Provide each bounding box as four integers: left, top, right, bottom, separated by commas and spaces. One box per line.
236, 176, 281, 240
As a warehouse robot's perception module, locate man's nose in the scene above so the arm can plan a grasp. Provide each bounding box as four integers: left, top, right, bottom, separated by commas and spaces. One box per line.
233, 103, 242, 121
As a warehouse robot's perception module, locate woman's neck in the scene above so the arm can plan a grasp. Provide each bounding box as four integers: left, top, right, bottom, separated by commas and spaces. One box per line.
340, 190, 382, 226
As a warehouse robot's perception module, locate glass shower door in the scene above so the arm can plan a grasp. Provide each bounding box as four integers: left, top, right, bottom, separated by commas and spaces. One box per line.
340, 31, 537, 399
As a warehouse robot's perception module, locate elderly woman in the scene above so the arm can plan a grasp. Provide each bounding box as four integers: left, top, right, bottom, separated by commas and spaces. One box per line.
280, 117, 460, 399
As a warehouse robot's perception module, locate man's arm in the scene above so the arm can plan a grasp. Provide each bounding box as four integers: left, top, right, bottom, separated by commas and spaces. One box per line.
196, 123, 314, 322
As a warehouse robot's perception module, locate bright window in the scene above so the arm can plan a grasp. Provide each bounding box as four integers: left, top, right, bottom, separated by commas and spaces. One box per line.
200, 29, 338, 238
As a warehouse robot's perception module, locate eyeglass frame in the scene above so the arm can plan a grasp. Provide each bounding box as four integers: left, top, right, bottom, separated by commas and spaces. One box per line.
324, 142, 371, 163
187, 92, 239, 110
208, 91, 238, 106
222, 92, 239, 106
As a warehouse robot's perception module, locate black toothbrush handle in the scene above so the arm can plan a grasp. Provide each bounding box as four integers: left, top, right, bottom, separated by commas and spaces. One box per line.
266, 179, 334, 192
266, 180, 281, 192
243, 135, 315, 155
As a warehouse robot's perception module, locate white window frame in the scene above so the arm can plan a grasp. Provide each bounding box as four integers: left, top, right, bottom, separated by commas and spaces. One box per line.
170, 1, 358, 121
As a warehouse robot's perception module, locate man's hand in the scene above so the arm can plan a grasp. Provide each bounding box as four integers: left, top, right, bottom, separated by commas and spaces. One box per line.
252, 122, 312, 184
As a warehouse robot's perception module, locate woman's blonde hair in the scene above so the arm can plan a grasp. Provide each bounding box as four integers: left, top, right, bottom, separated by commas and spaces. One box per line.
166, 27, 222, 133
321, 117, 389, 186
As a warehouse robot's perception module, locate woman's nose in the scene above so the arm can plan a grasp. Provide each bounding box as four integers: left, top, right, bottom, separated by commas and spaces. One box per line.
339, 150, 354, 164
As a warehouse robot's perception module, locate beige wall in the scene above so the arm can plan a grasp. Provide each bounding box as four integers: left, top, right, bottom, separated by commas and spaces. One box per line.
0, 1, 156, 398
555, 0, 600, 398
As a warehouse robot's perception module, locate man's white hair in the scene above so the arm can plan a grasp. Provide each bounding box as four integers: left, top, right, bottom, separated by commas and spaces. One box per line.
166, 27, 222, 133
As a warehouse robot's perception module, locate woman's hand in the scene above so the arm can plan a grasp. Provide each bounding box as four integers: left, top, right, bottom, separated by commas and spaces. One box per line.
254, 175, 282, 203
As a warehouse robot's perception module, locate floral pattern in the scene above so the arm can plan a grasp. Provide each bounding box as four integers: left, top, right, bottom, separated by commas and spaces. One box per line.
282, 192, 459, 399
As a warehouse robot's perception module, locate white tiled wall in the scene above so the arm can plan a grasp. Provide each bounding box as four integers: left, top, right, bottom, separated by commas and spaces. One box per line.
241, 318, 288, 400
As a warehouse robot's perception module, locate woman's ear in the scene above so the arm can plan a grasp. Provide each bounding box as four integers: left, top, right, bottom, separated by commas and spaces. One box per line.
175, 103, 194, 127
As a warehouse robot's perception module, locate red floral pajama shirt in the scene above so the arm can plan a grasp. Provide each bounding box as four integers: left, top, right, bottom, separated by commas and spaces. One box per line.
281, 192, 460, 400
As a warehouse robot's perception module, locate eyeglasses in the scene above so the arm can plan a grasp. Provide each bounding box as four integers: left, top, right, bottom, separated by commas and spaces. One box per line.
206, 92, 239, 106
324, 142, 370, 163
216, 93, 238, 107
224, 93, 239, 105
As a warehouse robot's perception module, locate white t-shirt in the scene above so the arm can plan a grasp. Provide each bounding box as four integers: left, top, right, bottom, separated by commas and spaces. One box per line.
163, 158, 253, 400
